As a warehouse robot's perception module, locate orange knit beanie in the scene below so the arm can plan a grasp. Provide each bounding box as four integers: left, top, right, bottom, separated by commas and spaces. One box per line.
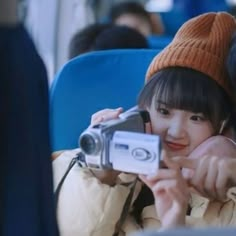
146, 12, 236, 97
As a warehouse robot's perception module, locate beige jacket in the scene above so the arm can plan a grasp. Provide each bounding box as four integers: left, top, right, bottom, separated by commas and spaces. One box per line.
53, 149, 236, 236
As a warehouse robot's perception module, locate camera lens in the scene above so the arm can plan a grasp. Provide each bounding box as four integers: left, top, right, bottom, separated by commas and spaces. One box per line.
80, 133, 99, 155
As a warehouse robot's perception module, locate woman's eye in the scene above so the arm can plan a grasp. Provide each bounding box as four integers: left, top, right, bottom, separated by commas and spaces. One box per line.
190, 115, 205, 122
158, 108, 170, 115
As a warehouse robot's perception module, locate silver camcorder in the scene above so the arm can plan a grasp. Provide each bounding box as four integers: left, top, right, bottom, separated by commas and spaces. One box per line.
79, 108, 161, 175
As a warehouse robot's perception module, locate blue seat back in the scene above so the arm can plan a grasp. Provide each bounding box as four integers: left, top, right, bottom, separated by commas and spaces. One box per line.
50, 49, 159, 151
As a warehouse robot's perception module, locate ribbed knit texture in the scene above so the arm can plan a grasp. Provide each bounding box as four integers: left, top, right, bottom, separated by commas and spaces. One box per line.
146, 12, 236, 97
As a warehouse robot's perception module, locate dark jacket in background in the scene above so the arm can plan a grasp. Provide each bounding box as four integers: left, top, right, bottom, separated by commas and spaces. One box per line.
0, 24, 58, 236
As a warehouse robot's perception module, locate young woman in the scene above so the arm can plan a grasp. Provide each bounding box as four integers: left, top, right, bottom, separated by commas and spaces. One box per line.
53, 12, 236, 236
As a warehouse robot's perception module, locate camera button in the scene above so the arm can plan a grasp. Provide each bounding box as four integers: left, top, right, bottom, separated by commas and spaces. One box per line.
132, 148, 152, 161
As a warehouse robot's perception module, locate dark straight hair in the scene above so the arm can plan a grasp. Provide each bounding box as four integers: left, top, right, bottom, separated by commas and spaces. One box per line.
138, 67, 234, 133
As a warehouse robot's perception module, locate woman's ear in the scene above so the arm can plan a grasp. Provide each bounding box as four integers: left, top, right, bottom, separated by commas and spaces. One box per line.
219, 116, 230, 135
219, 115, 235, 139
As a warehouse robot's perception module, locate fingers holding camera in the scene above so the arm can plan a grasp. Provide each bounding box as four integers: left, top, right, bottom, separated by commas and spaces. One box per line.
142, 151, 182, 183
140, 171, 189, 228
87, 107, 124, 185
139, 151, 190, 228
90, 107, 123, 126
154, 178, 189, 227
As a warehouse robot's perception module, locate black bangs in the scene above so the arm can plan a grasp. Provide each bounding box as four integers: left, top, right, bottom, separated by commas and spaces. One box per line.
153, 68, 214, 114
138, 67, 233, 130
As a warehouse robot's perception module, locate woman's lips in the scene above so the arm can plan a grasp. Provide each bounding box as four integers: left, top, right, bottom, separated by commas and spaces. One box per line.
165, 141, 187, 151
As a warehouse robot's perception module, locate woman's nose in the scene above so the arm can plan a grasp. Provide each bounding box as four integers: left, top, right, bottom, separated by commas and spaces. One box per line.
167, 119, 186, 139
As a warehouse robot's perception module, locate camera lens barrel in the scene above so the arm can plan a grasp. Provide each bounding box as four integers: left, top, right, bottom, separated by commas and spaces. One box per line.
79, 131, 101, 155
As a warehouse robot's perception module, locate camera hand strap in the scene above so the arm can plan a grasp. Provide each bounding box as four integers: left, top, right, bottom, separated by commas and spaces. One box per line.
113, 177, 138, 236
54, 152, 137, 236
54, 152, 85, 210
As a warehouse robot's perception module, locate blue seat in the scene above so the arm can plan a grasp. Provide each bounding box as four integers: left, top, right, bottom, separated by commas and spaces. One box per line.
50, 49, 159, 151
148, 35, 172, 49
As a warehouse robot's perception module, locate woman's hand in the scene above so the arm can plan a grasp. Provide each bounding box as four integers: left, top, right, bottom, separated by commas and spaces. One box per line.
177, 155, 236, 201
139, 151, 190, 229
88, 107, 123, 186
90, 107, 123, 127
177, 136, 236, 201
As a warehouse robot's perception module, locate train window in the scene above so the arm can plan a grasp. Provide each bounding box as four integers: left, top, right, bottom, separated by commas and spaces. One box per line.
145, 0, 173, 12
22, 0, 233, 83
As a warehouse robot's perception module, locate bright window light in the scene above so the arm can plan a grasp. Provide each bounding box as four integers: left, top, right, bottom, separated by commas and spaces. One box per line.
226, 0, 236, 6
145, 0, 173, 12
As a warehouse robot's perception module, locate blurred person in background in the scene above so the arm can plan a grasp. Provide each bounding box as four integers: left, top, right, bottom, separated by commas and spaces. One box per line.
109, 1, 165, 37
68, 23, 149, 59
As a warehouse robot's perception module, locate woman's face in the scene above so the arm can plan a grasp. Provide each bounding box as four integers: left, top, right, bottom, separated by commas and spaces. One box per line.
147, 98, 215, 157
